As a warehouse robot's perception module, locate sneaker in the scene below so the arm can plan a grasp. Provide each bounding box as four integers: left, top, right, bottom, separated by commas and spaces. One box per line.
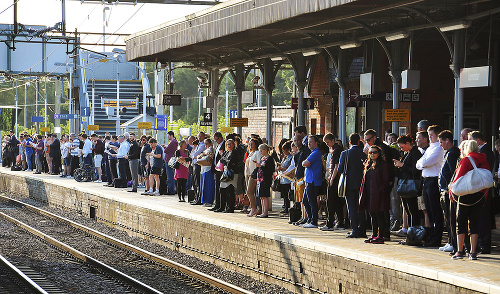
66, 176, 73, 179
153, 191, 160, 196
319, 225, 335, 231
141, 191, 152, 195
451, 252, 464, 260
439, 243, 450, 251
333, 223, 345, 230
94, 180, 102, 183
302, 223, 318, 228
371, 236, 385, 244
364, 236, 375, 243
391, 228, 407, 237
440, 243, 454, 252
468, 253, 478, 260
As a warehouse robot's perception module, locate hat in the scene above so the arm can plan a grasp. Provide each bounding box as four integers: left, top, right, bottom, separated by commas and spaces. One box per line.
417, 120, 429, 130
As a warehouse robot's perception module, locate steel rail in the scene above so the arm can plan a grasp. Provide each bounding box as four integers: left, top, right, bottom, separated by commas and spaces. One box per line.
0, 210, 163, 294
0, 195, 254, 294
0, 253, 50, 294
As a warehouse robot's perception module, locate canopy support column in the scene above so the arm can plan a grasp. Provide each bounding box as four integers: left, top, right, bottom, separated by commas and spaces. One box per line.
296, 54, 307, 127
262, 59, 276, 146
451, 30, 465, 144
389, 39, 403, 135
234, 63, 245, 135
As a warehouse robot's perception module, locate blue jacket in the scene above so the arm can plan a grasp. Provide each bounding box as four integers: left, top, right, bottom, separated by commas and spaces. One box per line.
338, 145, 367, 191
304, 148, 323, 186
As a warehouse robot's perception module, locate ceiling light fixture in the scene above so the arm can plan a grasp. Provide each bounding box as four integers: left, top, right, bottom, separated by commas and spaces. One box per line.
302, 49, 322, 56
385, 32, 409, 42
439, 21, 471, 32
271, 56, 285, 61
244, 61, 256, 66
340, 41, 362, 50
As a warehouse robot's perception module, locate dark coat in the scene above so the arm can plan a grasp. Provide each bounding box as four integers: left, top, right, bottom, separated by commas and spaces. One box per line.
439, 146, 460, 190
359, 162, 390, 212
398, 145, 422, 181
338, 145, 367, 191
211, 140, 225, 174
220, 148, 242, 174
479, 143, 495, 172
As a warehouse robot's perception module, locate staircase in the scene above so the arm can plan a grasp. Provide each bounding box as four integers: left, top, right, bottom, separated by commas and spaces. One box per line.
87, 80, 144, 135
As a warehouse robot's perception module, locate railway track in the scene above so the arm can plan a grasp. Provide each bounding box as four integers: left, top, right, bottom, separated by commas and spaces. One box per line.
0, 194, 254, 294
0, 253, 52, 294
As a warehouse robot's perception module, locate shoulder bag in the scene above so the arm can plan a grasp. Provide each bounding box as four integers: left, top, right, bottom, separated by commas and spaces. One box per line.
337, 149, 348, 197
168, 156, 180, 169
220, 166, 234, 182
397, 153, 422, 198
449, 156, 494, 197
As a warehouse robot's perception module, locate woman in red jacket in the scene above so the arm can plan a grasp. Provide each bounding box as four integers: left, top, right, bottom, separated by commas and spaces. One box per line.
359, 145, 391, 244
450, 140, 490, 260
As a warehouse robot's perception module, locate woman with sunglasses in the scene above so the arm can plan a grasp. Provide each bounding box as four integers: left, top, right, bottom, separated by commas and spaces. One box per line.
359, 145, 391, 244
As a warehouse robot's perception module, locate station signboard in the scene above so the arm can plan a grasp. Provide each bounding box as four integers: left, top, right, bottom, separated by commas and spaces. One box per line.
32, 116, 44, 123
155, 115, 168, 131
102, 99, 137, 108
161, 94, 182, 106
88, 125, 99, 131
54, 114, 79, 120
41, 127, 51, 132
230, 118, 249, 127
385, 109, 410, 122
138, 122, 152, 129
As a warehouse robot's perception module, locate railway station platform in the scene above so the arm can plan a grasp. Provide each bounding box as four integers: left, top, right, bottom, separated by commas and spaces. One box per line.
1, 167, 499, 294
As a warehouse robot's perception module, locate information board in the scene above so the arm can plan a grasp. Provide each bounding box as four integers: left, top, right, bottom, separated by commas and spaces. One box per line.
41, 127, 50, 132
138, 122, 152, 129
385, 109, 410, 122
230, 118, 249, 127
88, 125, 99, 131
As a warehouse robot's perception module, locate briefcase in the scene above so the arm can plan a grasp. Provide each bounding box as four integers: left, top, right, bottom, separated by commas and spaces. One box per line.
187, 189, 196, 202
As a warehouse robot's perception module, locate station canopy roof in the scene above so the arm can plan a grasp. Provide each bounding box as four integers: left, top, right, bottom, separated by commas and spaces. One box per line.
126, 0, 499, 69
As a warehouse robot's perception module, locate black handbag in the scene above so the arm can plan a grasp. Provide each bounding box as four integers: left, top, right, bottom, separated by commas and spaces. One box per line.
397, 178, 422, 198
220, 166, 234, 182
271, 177, 281, 191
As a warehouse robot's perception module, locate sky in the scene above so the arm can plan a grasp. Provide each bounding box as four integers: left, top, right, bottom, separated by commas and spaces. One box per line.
0, 0, 223, 49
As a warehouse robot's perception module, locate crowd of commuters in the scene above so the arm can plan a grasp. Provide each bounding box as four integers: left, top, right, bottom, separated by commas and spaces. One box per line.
2, 121, 498, 260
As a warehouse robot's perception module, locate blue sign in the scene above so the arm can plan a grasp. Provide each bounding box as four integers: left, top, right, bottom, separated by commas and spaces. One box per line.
229, 110, 238, 119
154, 114, 168, 131
81, 107, 91, 117
54, 114, 79, 120
32, 116, 44, 123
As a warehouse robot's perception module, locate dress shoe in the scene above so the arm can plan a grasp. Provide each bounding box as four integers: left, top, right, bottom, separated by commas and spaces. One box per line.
214, 208, 225, 212
190, 201, 201, 205
208, 207, 219, 211
293, 219, 307, 226
222, 209, 234, 213
127, 190, 137, 193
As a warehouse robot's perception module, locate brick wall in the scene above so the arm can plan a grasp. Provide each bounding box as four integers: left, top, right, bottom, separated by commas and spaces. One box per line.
309, 54, 333, 136
0, 170, 487, 294
242, 106, 294, 147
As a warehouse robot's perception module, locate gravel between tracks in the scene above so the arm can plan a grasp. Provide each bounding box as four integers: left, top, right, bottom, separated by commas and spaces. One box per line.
1, 195, 295, 294
0, 218, 133, 294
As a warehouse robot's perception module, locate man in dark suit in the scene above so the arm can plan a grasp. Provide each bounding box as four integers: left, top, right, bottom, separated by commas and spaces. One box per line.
338, 133, 367, 238
49, 134, 61, 175
209, 132, 225, 211
469, 131, 494, 254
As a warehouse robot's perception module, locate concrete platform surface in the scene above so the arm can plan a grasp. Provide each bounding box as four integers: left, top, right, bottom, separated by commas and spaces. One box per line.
2, 167, 500, 293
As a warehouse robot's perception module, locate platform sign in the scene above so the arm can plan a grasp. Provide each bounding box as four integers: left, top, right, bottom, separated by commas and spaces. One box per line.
220, 127, 233, 133
138, 122, 152, 129
41, 127, 50, 132
229, 110, 238, 119
31, 116, 44, 123
88, 125, 99, 131
203, 113, 212, 123
155, 115, 168, 131
81, 107, 91, 117
200, 121, 212, 126
161, 94, 182, 106
230, 118, 248, 127
102, 99, 137, 108
54, 114, 79, 120
385, 109, 410, 122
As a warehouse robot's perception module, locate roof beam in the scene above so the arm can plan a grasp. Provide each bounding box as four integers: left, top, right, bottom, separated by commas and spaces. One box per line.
74, 0, 220, 5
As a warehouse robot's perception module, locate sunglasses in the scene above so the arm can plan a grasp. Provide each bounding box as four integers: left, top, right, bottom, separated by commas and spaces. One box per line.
369, 151, 379, 154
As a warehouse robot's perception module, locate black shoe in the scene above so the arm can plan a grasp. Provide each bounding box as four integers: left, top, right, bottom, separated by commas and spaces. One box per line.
208, 207, 219, 211
214, 208, 225, 212
128, 190, 137, 193
222, 209, 234, 213
293, 219, 307, 226
191, 201, 202, 205
179, 199, 186, 202
346, 233, 359, 238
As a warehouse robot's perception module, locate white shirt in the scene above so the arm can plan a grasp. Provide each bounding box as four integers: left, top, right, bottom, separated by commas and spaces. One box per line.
116, 141, 130, 159
245, 150, 262, 176
416, 141, 445, 177
82, 139, 92, 156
